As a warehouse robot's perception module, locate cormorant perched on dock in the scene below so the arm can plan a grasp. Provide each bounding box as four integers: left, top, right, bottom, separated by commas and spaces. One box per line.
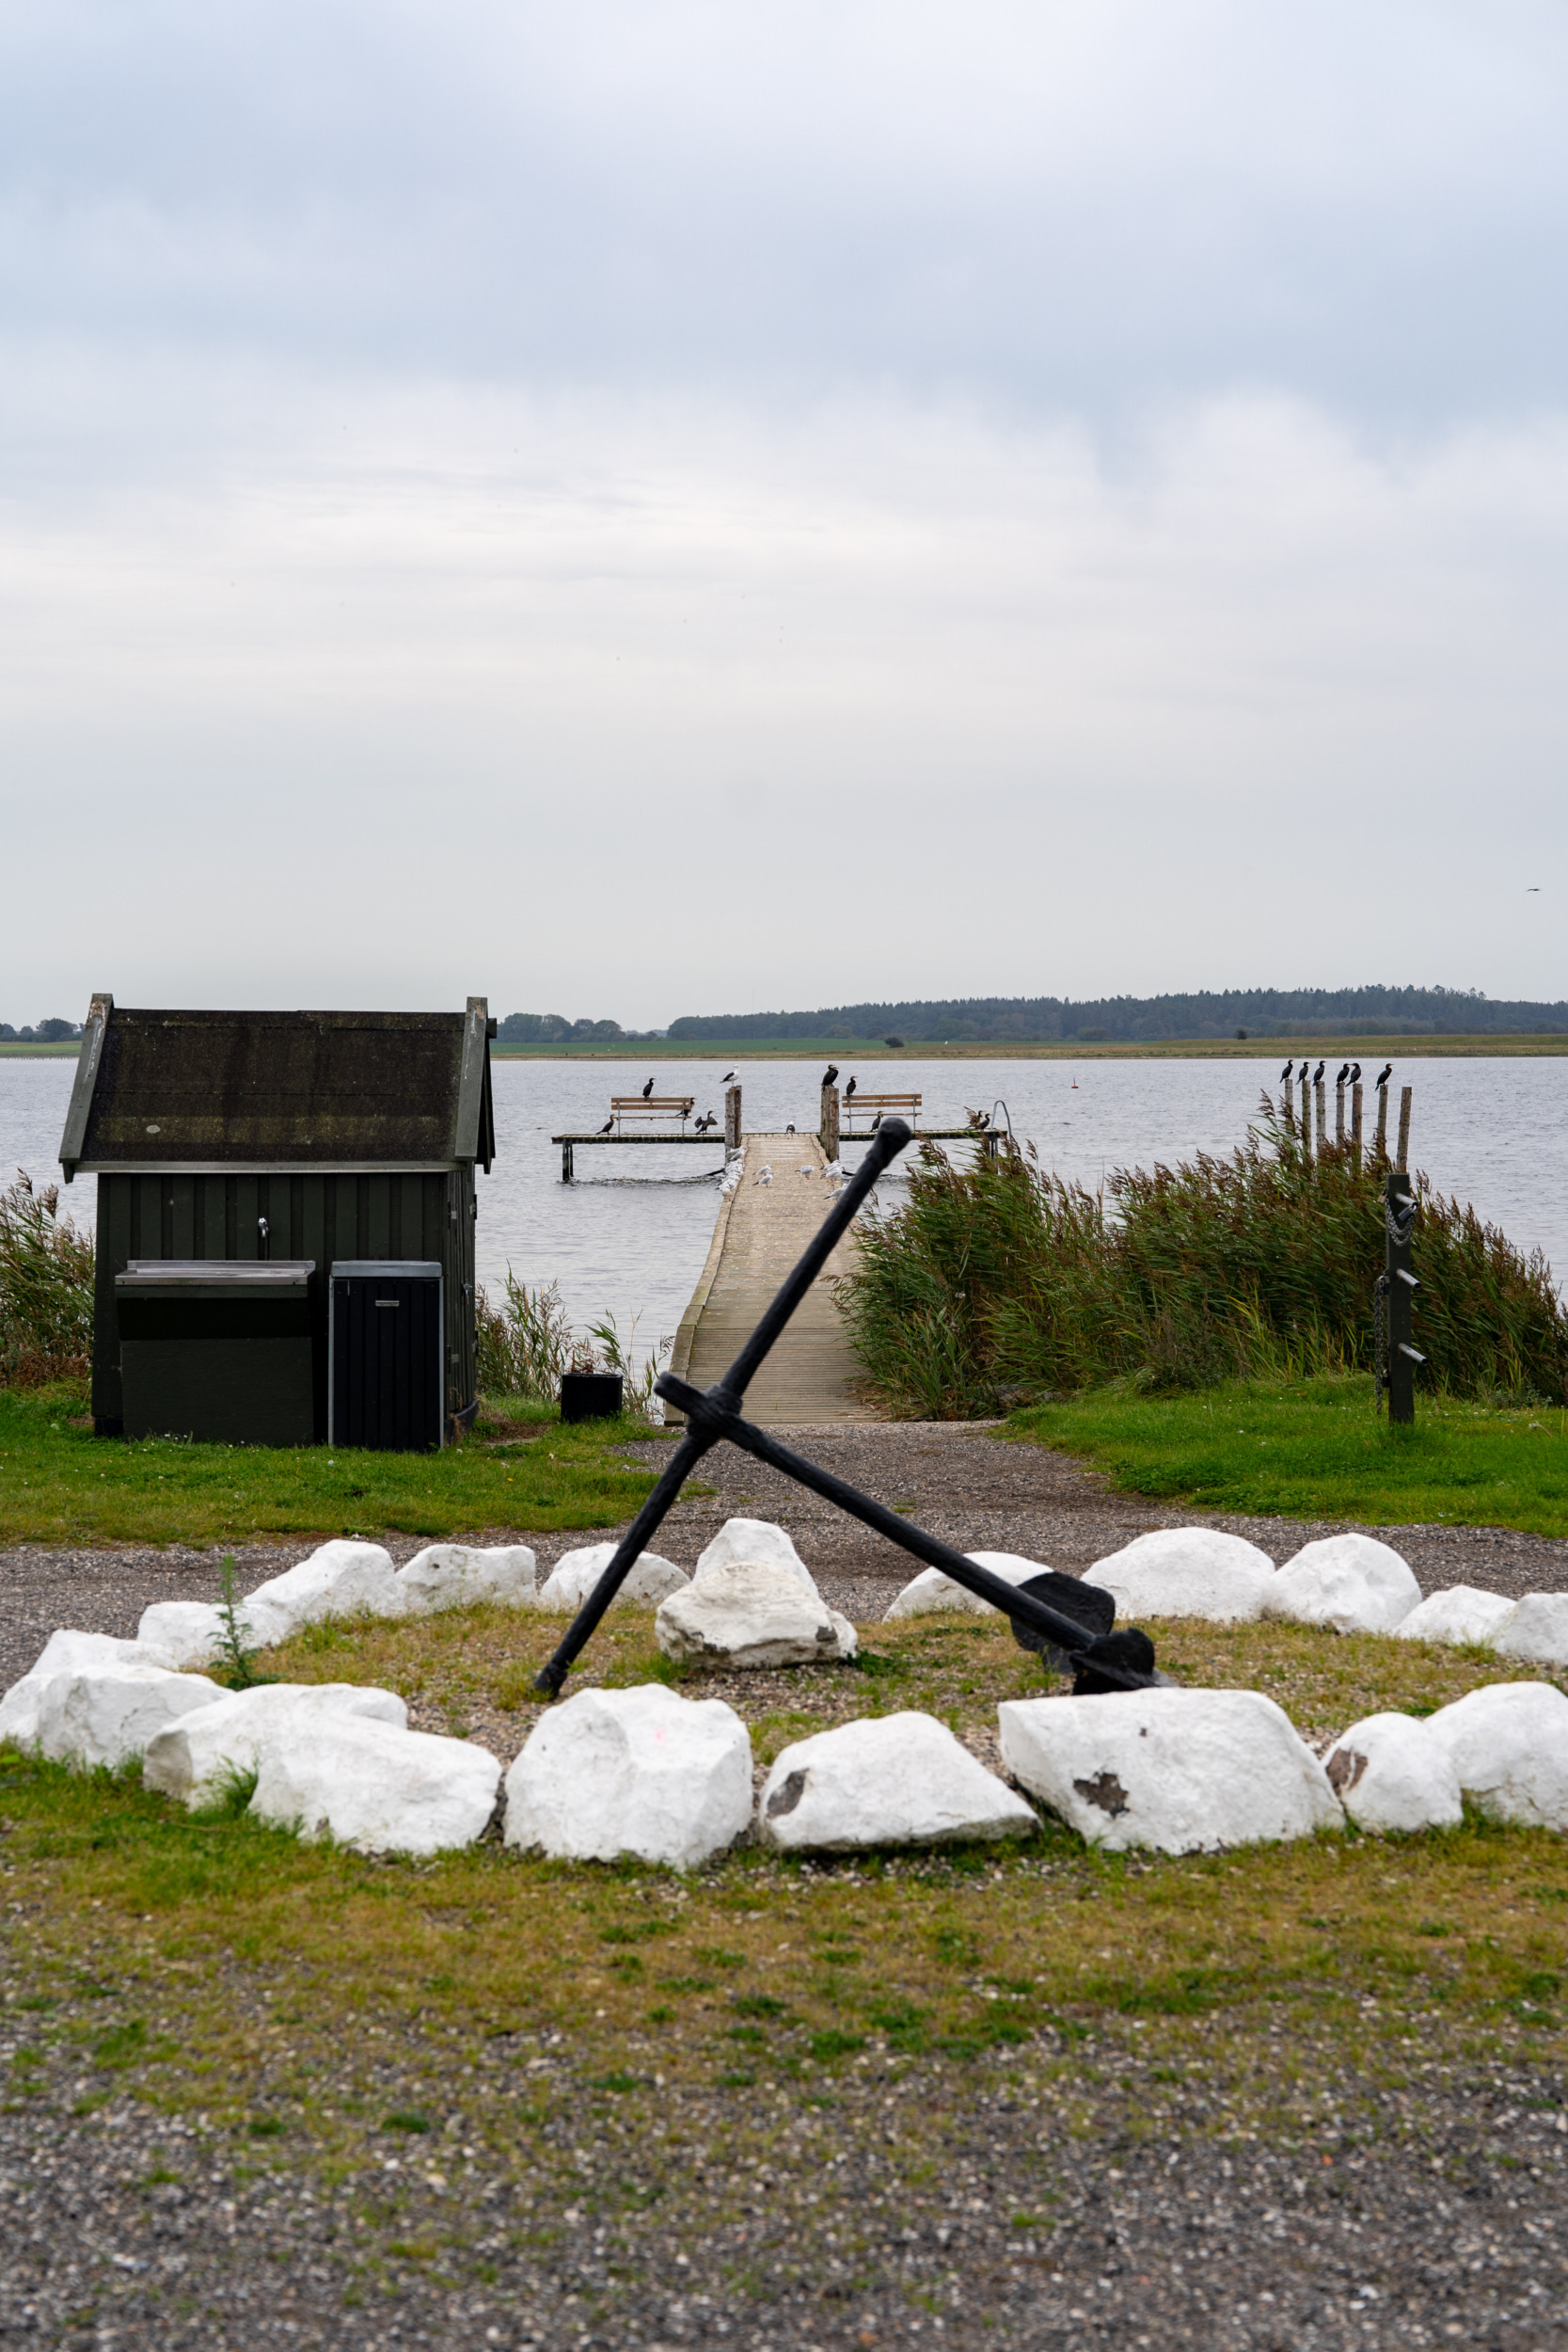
845, 1076, 857, 1100
822, 1064, 839, 1088
1374, 1063, 1393, 1089
1348, 1062, 1362, 1086
641, 1077, 655, 1098
869, 1111, 883, 1133
1335, 1063, 1350, 1087
1311, 1061, 1325, 1087
598, 1117, 614, 1135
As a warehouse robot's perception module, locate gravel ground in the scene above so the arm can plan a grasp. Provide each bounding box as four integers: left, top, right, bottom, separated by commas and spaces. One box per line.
5, 1422, 1565, 1691
4, 1423, 1567, 2346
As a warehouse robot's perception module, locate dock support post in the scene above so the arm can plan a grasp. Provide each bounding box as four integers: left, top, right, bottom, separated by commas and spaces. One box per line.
562, 1140, 574, 1184
1396, 1086, 1413, 1172
819, 1083, 840, 1161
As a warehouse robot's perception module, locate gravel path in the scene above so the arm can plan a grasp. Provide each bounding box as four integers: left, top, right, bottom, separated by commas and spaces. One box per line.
5, 1422, 1565, 1688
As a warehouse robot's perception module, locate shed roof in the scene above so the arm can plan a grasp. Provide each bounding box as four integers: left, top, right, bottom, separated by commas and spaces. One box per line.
59, 998, 495, 1179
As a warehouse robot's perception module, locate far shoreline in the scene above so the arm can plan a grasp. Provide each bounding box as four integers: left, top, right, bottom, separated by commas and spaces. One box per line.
7, 1032, 1568, 1063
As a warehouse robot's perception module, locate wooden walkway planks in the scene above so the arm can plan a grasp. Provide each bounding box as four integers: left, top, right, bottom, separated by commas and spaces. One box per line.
666, 1133, 879, 1426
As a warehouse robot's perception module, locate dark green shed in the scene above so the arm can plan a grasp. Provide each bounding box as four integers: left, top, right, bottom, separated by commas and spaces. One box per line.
60, 995, 497, 1440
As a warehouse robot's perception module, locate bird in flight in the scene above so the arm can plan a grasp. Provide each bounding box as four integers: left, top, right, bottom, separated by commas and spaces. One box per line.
822, 1064, 839, 1088
1527, 887, 1541, 892
1374, 1063, 1393, 1089
641, 1077, 655, 1099
845, 1076, 857, 1099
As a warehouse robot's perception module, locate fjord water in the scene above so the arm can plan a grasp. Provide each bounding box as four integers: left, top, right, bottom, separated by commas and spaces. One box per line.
5, 1055, 1565, 1364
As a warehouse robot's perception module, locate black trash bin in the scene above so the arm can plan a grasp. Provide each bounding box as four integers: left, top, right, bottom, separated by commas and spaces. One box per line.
560, 1372, 624, 1422
329, 1261, 444, 1452
115, 1261, 316, 1445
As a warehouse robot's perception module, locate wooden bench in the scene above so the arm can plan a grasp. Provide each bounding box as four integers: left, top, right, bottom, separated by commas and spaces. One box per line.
610, 1095, 696, 1133
841, 1091, 922, 1136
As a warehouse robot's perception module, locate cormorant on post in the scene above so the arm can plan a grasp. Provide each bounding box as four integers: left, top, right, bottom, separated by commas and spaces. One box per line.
1296, 1061, 1309, 1084
1311, 1061, 1325, 1087
1335, 1063, 1350, 1087
598, 1117, 614, 1135
641, 1077, 655, 1098
822, 1064, 839, 1088
1279, 1060, 1293, 1085
1348, 1062, 1362, 1086
1374, 1063, 1393, 1089
845, 1076, 857, 1099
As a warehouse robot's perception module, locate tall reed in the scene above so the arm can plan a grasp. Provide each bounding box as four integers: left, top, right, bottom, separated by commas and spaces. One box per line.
475, 1275, 671, 1419
839, 1103, 1568, 1417
0, 1171, 95, 1386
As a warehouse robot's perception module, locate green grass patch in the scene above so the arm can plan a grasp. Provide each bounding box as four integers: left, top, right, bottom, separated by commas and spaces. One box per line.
1008, 1373, 1568, 1534
0, 1379, 670, 1546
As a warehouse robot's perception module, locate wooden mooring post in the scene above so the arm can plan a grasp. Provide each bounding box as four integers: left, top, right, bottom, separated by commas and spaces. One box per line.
1397, 1085, 1413, 1172
1375, 1081, 1389, 1158
1283, 1070, 1294, 1130
819, 1082, 840, 1161
1314, 1074, 1326, 1157
1336, 1076, 1346, 1146
724, 1084, 742, 1152
1351, 1081, 1364, 1165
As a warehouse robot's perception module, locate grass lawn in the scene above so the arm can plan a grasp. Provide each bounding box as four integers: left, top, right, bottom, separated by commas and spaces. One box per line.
2, 1609, 1564, 2320
1007, 1374, 1568, 1536
0, 1379, 673, 1548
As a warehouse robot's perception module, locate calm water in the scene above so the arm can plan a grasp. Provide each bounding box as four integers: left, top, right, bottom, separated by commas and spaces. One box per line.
6, 1055, 1565, 1375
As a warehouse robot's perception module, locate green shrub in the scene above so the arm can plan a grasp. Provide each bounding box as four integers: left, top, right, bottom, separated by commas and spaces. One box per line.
0, 1171, 94, 1387
839, 1103, 1568, 1416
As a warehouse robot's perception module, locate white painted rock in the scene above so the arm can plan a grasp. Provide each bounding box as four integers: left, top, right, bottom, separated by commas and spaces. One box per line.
656, 1559, 856, 1667
536, 1543, 687, 1612
0, 1631, 150, 1749
997, 1687, 1341, 1853
1425, 1681, 1568, 1830
135, 1600, 229, 1670
1261, 1534, 1420, 1634
243, 1541, 400, 1640
1322, 1712, 1464, 1834
759, 1712, 1037, 1851
883, 1550, 1045, 1620
1395, 1586, 1517, 1649
1494, 1593, 1568, 1668
249, 1717, 500, 1855
143, 1682, 408, 1806
33, 1664, 228, 1772
395, 1543, 539, 1614
1089, 1529, 1275, 1624
504, 1684, 752, 1868
694, 1518, 817, 1597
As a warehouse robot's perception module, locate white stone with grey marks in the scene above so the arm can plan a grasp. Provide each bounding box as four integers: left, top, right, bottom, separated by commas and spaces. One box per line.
1493, 1592, 1568, 1668
31, 1664, 229, 1772
656, 1558, 856, 1667
503, 1685, 752, 1868
0, 1631, 150, 1748
1394, 1586, 1517, 1649
242, 1540, 400, 1643
248, 1717, 501, 1856
395, 1542, 539, 1614
694, 1518, 818, 1598
1261, 1533, 1421, 1635
143, 1682, 409, 1807
758, 1711, 1037, 1852
1322, 1712, 1465, 1834
1089, 1528, 1275, 1624
537, 1543, 687, 1612
1424, 1681, 1568, 1832
997, 1687, 1342, 1854
883, 1550, 1045, 1620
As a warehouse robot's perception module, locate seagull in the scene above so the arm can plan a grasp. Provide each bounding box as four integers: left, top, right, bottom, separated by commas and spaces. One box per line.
641, 1077, 655, 1099
1311, 1061, 1325, 1087
1279, 1060, 1293, 1084
786, 1122, 797, 1133
721, 1069, 737, 1084
1335, 1063, 1350, 1087
1374, 1063, 1393, 1089
845, 1076, 857, 1100
598, 1117, 614, 1135
822, 1064, 839, 1088
1348, 1062, 1362, 1086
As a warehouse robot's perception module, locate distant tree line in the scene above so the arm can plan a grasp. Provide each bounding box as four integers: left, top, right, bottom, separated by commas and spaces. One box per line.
0, 1018, 82, 1043
666, 985, 1568, 1044
494, 1013, 664, 1044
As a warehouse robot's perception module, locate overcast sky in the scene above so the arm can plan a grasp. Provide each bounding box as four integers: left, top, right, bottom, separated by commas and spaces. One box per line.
3, 0, 1566, 1026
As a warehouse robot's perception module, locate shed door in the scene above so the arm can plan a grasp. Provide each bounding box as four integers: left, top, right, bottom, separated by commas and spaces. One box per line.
329, 1268, 443, 1452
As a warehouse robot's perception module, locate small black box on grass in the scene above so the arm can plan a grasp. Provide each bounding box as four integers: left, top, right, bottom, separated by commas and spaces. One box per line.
329, 1261, 444, 1453
115, 1261, 315, 1445
560, 1372, 624, 1423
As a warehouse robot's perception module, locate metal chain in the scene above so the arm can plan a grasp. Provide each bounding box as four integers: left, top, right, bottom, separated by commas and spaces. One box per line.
1385, 1189, 1418, 1247
1372, 1273, 1389, 1416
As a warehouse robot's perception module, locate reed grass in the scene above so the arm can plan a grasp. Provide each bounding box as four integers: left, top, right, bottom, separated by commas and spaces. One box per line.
0, 1170, 94, 1387
840, 1102, 1568, 1417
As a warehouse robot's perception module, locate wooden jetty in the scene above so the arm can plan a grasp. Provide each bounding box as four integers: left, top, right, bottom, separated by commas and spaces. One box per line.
665, 1132, 878, 1426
